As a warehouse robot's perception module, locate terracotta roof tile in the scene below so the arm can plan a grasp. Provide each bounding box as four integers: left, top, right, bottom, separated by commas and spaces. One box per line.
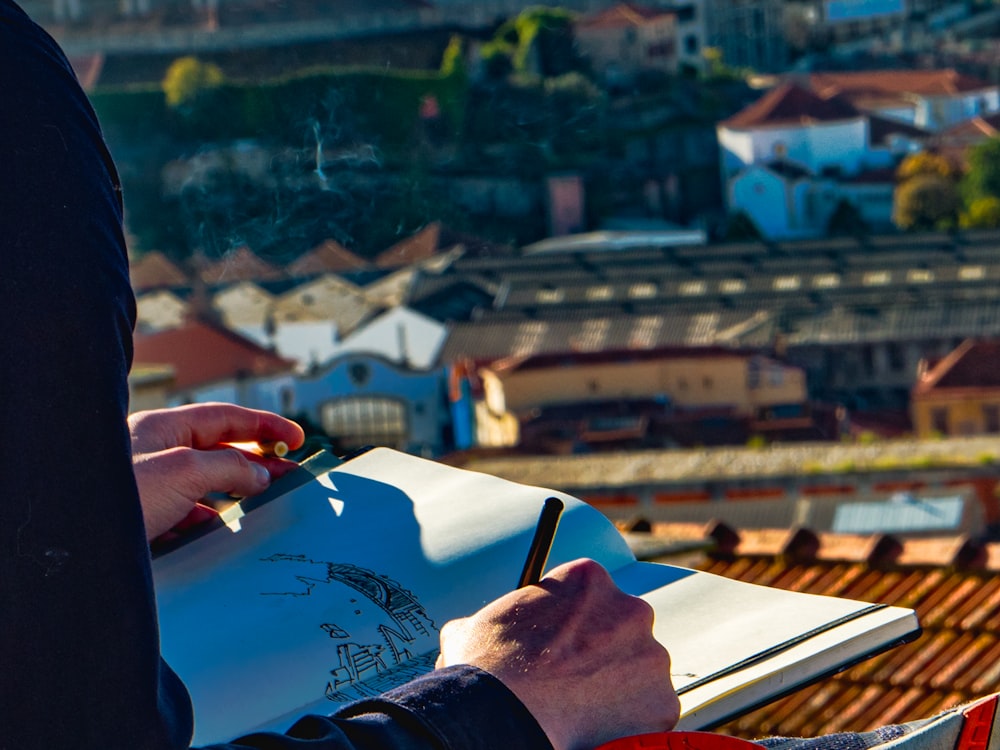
130, 251, 189, 291
374, 222, 442, 268
639, 523, 1000, 738
940, 112, 1000, 139
132, 319, 294, 390
720, 82, 861, 130
808, 69, 993, 99
914, 338, 1000, 394
577, 2, 673, 29
287, 240, 372, 277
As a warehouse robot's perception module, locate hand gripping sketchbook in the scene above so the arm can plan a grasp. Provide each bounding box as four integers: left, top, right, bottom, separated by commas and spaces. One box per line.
152, 448, 920, 745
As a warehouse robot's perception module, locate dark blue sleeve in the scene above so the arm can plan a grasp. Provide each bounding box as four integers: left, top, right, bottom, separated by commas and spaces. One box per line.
0, 2, 193, 749
0, 4, 551, 750
203, 666, 552, 750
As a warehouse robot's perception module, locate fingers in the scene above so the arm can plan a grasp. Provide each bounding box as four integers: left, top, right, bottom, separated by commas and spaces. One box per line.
133, 446, 273, 540
130, 403, 305, 455
436, 557, 679, 750
158, 446, 273, 500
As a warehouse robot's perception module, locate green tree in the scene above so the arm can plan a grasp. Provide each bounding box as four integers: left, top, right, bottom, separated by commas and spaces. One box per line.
962, 137, 1000, 202
961, 195, 1000, 229
894, 173, 960, 230
483, 7, 582, 77
162, 56, 225, 109
440, 35, 467, 80
895, 151, 956, 181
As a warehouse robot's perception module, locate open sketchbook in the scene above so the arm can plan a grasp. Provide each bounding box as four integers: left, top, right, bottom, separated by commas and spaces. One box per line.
152, 448, 920, 745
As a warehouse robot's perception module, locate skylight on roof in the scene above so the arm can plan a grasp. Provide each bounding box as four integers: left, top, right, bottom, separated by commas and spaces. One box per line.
586, 285, 614, 301
629, 315, 663, 348
831, 494, 965, 534
629, 282, 657, 298
719, 279, 746, 293
907, 269, 933, 283
863, 271, 891, 286
576, 318, 611, 351
959, 265, 986, 281
679, 280, 707, 296
513, 321, 548, 356
773, 276, 801, 291
536, 288, 565, 303
812, 273, 840, 289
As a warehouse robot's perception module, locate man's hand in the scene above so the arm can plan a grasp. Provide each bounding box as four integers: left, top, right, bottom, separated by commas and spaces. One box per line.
129, 403, 305, 541
436, 558, 680, 750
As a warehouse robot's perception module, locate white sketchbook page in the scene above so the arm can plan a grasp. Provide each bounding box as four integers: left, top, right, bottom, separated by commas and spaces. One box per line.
612, 563, 918, 728
154, 448, 634, 744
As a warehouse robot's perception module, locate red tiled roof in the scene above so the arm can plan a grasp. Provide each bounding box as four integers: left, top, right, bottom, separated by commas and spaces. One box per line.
133, 320, 294, 390
720, 82, 861, 129
287, 240, 372, 277
809, 69, 994, 99
940, 112, 1000, 140
639, 521, 1000, 739
577, 2, 673, 29
198, 247, 285, 284
913, 338, 1000, 395
374, 222, 443, 268
130, 251, 189, 291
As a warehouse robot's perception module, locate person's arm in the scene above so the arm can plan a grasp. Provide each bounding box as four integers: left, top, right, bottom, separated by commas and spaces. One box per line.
0, 3, 191, 748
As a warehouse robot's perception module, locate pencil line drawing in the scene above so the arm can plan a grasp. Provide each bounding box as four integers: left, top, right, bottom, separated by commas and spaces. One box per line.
258, 553, 439, 701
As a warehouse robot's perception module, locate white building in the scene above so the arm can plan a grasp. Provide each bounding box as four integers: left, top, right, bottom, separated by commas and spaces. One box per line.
718, 80, 925, 238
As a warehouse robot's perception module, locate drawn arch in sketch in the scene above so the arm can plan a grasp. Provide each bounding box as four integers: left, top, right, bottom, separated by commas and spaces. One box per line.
259, 553, 440, 702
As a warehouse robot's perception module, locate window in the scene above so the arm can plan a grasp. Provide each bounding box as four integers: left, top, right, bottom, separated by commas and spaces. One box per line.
931, 407, 949, 436
985, 405, 1000, 434
322, 396, 408, 450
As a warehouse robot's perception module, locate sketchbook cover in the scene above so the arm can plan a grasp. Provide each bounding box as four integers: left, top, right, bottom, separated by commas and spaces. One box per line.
152, 448, 919, 745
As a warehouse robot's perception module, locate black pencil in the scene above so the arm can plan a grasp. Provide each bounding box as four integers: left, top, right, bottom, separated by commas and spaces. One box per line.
517, 496, 565, 588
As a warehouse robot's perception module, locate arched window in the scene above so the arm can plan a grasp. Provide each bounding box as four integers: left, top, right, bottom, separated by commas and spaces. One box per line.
321, 396, 408, 450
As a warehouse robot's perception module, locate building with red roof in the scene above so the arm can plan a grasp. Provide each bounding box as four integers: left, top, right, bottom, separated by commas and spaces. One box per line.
130, 250, 190, 292
718, 81, 928, 240
287, 239, 372, 279
911, 339, 1000, 439
574, 3, 680, 79
807, 70, 1000, 132
133, 319, 296, 410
